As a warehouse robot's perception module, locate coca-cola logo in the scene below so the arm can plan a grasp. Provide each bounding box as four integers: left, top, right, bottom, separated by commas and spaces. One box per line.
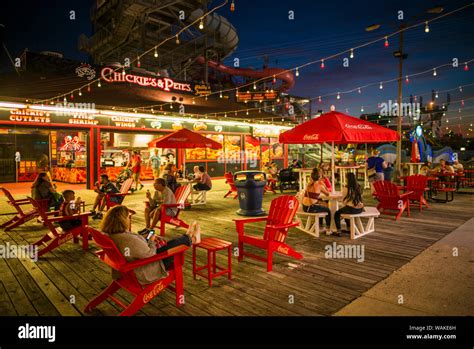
345, 124, 372, 130
303, 134, 319, 140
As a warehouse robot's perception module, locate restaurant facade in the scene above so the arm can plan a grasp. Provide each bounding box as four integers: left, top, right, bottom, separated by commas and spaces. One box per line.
0, 104, 289, 188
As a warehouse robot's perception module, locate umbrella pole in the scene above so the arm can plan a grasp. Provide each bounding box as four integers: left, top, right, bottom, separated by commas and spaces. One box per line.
183, 151, 186, 178
331, 141, 335, 191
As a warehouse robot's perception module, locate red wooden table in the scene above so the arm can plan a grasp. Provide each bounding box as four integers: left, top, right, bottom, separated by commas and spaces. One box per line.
192, 237, 232, 287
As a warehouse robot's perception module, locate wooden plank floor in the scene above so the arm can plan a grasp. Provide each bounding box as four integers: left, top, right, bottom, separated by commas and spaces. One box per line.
1, 181, 473, 316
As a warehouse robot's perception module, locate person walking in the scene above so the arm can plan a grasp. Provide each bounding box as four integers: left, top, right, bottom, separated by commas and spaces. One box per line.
130, 150, 144, 191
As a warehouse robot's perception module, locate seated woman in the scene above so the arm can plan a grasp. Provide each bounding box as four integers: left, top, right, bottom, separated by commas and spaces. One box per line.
334, 173, 364, 236
420, 161, 433, 176
100, 205, 200, 281
58, 190, 83, 231
302, 169, 332, 235
31, 172, 59, 210
193, 166, 212, 191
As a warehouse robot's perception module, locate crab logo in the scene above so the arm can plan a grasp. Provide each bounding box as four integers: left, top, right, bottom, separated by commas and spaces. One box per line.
214, 125, 223, 132
75, 63, 96, 81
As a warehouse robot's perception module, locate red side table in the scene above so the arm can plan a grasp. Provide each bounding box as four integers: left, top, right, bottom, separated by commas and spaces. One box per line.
192, 237, 232, 287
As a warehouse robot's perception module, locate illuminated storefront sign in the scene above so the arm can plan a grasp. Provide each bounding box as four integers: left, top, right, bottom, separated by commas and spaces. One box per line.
101, 67, 192, 93
253, 126, 281, 138
237, 91, 278, 102
9, 109, 51, 123
69, 114, 99, 125
111, 116, 139, 128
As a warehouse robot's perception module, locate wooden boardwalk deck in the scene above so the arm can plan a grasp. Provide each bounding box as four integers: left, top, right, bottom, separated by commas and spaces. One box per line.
1, 181, 473, 316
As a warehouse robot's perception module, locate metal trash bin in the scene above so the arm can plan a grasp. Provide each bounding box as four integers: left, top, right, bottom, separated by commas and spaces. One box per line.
234, 171, 267, 216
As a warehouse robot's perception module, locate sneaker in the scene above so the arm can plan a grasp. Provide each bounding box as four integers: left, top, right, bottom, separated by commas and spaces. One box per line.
139, 184, 144, 191
325, 228, 332, 236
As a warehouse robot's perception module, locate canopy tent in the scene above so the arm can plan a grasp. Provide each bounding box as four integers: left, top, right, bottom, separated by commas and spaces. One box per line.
148, 128, 222, 176
279, 111, 399, 188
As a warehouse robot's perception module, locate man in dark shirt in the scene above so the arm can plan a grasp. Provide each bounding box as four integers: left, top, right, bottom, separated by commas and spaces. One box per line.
366, 150, 387, 193
91, 174, 120, 219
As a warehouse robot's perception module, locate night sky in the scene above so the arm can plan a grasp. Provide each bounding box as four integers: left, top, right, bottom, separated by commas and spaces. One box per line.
1, 0, 474, 134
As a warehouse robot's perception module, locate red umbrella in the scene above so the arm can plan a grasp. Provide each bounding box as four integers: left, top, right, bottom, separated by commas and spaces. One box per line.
148, 128, 222, 149
279, 111, 399, 144
148, 128, 222, 176
279, 111, 399, 188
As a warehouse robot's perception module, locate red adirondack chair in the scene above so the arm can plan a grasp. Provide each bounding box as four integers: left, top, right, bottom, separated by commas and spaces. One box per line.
0, 187, 47, 231
373, 181, 412, 220
105, 177, 133, 210
403, 175, 429, 211
234, 195, 301, 272
224, 172, 238, 199
29, 198, 92, 257
84, 227, 188, 316
158, 184, 191, 236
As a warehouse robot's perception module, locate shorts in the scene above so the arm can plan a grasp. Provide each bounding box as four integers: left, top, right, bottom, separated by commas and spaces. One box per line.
369, 172, 384, 182
152, 169, 160, 179
109, 196, 123, 204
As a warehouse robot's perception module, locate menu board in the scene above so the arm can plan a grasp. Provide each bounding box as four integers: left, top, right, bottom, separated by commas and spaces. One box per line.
186, 147, 206, 160
245, 136, 260, 158
224, 135, 242, 162
206, 134, 224, 160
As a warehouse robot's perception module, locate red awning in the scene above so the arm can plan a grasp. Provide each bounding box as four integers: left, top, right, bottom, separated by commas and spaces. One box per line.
279, 111, 399, 144
148, 128, 222, 149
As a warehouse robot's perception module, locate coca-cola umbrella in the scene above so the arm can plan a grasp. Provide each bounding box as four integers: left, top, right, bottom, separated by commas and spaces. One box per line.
279, 111, 399, 188
148, 128, 222, 176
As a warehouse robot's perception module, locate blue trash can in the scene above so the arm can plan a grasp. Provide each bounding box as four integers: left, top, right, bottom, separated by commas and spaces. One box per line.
234, 171, 267, 216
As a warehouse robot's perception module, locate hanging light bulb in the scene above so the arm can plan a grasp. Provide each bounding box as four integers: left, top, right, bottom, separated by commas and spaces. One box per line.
424, 21, 430, 33
170, 104, 173, 109
70, 92, 74, 100
253, 82, 257, 90
122, 67, 126, 76
350, 48, 354, 59
272, 75, 276, 84
259, 108, 261, 113
154, 47, 158, 58
246, 110, 249, 115
361, 106, 364, 112
205, 95, 208, 101
78, 90, 82, 96
320, 59, 325, 69
461, 99, 465, 107
151, 108, 154, 113
230, 0, 235, 12
137, 56, 141, 68
459, 86, 463, 92
379, 82, 383, 89
357, 87, 362, 94
199, 18, 204, 30
405, 75, 409, 84
224, 113, 227, 118
384, 36, 389, 47
63, 96, 67, 103
87, 85, 91, 93
295, 68, 299, 77
318, 96, 322, 103
464, 62, 469, 71
433, 68, 437, 76
219, 91, 223, 98
98, 80, 102, 87
192, 98, 195, 104
336, 92, 340, 100
176, 35, 180, 44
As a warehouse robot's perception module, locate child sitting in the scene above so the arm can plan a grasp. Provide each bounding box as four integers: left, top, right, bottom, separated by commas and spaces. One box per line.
58, 190, 83, 231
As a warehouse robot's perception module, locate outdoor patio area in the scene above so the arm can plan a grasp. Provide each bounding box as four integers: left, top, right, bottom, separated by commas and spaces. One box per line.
1, 180, 472, 316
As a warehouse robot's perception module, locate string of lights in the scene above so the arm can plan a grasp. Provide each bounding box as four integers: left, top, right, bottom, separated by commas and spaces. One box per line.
35, 2, 473, 115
